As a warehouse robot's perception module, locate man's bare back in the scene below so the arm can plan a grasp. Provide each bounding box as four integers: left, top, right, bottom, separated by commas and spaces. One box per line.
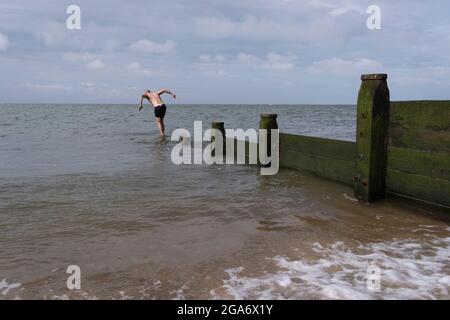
139, 89, 176, 110
138, 89, 176, 136
143, 91, 166, 108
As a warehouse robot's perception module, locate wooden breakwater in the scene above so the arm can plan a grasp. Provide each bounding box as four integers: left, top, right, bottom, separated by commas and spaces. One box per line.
387, 101, 450, 207
279, 134, 355, 186
215, 74, 450, 209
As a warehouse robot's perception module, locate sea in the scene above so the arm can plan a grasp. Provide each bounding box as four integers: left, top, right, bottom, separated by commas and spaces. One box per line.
0, 104, 449, 299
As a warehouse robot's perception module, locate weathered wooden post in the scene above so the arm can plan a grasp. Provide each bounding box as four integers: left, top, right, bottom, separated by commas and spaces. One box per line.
259, 114, 278, 166
211, 122, 225, 137
211, 122, 225, 157
354, 74, 390, 203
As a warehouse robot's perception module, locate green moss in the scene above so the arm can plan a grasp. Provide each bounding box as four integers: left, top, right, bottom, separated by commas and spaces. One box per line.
355, 77, 390, 203
387, 169, 450, 207
390, 101, 450, 152
280, 134, 355, 162
388, 147, 450, 181
280, 148, 354, 185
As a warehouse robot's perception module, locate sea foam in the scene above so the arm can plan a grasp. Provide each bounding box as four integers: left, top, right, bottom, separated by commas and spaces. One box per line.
213, 236, 450, 300
0, 279, 21, 296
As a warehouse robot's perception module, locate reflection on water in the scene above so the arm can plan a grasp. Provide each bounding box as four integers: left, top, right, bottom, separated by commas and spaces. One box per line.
0, 104, 448, 299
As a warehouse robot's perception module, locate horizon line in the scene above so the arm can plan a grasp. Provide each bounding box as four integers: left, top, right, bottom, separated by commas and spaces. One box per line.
0, 102, 358, 106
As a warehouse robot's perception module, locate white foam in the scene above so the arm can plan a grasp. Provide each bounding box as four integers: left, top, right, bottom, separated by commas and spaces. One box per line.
50, 294, 70, 300
171, 283, 189, 300
342, 193, 358, 202
213, 236, 450, 300
118, 291, 134, 300
0, 279, 21, 296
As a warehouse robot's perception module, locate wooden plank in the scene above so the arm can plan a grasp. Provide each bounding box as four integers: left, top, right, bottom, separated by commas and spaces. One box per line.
280, 149, 354, 185
388, 147, 450, 181
387, 169, 450, 208
280, 133, 355, 162
390, 101, 450, 152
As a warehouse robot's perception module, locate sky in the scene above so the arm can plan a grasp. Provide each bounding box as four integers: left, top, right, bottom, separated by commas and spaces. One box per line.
0, 0, 449, 104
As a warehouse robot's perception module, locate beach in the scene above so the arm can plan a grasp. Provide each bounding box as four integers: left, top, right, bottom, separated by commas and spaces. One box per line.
0, 104, 449, 299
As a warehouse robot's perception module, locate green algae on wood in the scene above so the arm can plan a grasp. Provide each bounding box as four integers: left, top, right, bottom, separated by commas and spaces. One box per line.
387, 169, 450, 208
280, 133, 355, 162
211, 121, 225, 138
387, 147, 450, 181
211, 122, 225, 158
280, 148, 355, 185
390, 101, 450, 153
259, 113, 278, 166
279, 133, 355, 184
355, 74, 390, 203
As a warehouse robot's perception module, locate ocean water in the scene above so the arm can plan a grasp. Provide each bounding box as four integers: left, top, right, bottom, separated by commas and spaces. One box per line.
0, 104, 449, 300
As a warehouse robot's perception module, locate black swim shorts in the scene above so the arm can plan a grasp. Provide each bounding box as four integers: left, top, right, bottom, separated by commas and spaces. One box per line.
154, 104, 167, 118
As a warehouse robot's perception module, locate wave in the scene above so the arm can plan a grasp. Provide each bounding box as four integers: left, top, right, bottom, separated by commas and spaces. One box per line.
213, 236, 450, 300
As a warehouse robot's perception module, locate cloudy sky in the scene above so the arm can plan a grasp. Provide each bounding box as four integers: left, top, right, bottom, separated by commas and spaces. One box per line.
0, 0, 449, 104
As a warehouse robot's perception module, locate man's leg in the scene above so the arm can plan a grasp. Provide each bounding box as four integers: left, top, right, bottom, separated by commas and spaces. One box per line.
160, 117, 165, 135
156, 117, 165, 135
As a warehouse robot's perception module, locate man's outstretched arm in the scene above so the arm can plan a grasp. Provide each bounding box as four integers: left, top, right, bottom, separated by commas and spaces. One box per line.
138, 94, 146, 111
158, 89, 176, 99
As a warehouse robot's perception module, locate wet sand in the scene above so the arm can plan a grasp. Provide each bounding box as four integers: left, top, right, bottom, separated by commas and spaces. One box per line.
0, 104, 448, 299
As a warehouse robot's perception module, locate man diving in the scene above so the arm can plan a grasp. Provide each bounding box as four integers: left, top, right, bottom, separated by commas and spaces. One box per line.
139, 89, 176, 135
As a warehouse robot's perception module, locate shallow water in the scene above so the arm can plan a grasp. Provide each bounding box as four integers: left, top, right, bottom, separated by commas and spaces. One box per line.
0, 104, 449, 300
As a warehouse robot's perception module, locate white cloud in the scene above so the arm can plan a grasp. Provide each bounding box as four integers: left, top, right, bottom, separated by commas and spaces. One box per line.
86, 59, 105, 70
0, 33, 9, 51
308, 58, 383, 75
80, 82, 95, 88
80, 82, 138, 98
262, 52, 296, 70
81, 82, 115, 97
127, 62, 153, 76
1, 0, 449, 103
63, 52, 98, 63
199, 54, 226, 63
25, 83, 70, 90
236, 52, 296, 71
105, 39, 120, 53
195, 16, 283, 40
390, 66, 450, 86
194, 15, 343, 43
236, 53, 261, 65
129, 40, 176, 54
63, 52, 105, 70
194, 55, 228, 77
196, 52, 296, 72
35, 21, 68, 46
308, 0, 364, 16
202, 68, 227, 77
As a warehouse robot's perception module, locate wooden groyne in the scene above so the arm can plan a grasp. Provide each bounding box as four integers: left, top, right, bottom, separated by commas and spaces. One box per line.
387, 100, 450, 207
219, 74, 450, 209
